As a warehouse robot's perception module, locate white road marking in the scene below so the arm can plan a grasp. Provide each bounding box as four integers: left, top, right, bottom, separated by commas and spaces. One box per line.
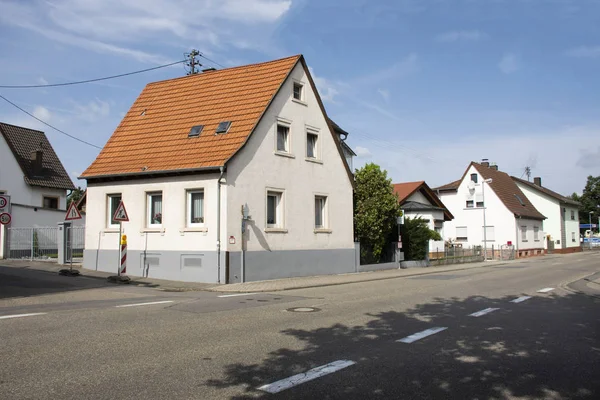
537, 287, 555, 293
397, 327, 448, 343
258, 360, 356, 393
469, 308, 500, 317
115, 300, 174, 308
0, 313, 47, 320
511, 296, 532, 303
217, 293, 258, 298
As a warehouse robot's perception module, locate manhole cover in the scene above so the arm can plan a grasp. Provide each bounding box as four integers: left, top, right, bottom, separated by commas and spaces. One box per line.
286, 307, 321, 313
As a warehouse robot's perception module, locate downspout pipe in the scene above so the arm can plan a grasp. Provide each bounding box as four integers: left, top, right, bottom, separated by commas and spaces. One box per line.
216, 167, 225, 283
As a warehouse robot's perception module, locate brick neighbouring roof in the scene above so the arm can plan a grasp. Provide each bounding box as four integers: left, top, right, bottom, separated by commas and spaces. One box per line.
393, 181, 454, 221
433, 179, 461, 192
0, 122, 75, 190
511, 176, 581, 207
81, 55, 354, 186
472, 163, 545, 220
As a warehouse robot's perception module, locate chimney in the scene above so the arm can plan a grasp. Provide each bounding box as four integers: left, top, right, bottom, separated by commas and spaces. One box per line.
481, 158, 490, 167
533, 177, 542, 186
202, 67, 217, 72
30, 148, 43, 176
490, 162, 498, 171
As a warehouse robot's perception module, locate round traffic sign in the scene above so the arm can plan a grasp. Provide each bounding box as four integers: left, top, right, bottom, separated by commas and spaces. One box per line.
0, 212, 11, 225
0, 196, 7, 209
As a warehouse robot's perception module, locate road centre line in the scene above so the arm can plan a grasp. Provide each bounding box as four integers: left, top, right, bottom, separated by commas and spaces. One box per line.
0, 313, 47, 320
258, 360, 356, 393
511, 296, 532, 303
115, 300, 174, 308
469, 308, 500, 317
217, 293, 258, 298
537, 288, 555, 293
397, 327, 448, 343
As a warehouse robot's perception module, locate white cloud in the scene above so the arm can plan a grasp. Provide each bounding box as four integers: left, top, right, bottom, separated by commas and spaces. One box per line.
356, 53, 419, 86
377, 88, 390, 102
354, 146, 372, 158
33, 106, 51, 121
73, 99, 111, 122
435, 30, 486, 43
308, 66, 339, 103
566, 46, 600, 58
498, 53, 519, 74
37, 77, 48, 85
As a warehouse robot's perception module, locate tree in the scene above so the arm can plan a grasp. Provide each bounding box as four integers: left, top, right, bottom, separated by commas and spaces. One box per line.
67, 187, 85, 205
401, 217, 442, 261
571, 176, 600, 224
354, 163, 401, 263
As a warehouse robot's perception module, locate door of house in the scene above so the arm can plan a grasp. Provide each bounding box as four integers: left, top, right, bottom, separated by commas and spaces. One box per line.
547, 236, 555, 254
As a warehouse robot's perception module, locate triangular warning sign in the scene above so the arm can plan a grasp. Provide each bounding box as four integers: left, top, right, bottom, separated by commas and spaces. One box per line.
65, 201, 82, 221
113, 201, 129, 222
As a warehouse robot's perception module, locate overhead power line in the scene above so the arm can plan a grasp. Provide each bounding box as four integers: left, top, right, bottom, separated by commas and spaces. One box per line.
0, 94, 102, 149
199, 54, 226, 69
0, 59, 186, 89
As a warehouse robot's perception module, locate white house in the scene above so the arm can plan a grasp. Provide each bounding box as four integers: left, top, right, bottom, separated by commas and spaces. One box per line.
434, 161, 546, 258
392, 181, 453, 256
80, 55, 355, 283
512, 176, 581, 253
0, 122, 77, 258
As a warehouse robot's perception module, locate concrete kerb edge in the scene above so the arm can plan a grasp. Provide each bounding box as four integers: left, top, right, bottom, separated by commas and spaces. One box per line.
562, 271, 600, 299
205, 261, 510, 293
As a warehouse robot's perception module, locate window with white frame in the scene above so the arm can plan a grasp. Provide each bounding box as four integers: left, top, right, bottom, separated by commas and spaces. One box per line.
470, 173, 478, 183
307, 131, 319, 159
521, 226, 528, 241
572, 232, 576, 242
147, 192, 163, 227
475, 193, 484, 208
466, 200, 474, 208
570, 210, 575, 220
187, 190, 204, 227
266, 190, 284, 228
482, 226, 495, 241
456, 226, 468, 241
315, 195, 327, 229
276, 123, 290, 153
534, 226, 540, 241
107, 194, 122, 228
293, 82, 304, 101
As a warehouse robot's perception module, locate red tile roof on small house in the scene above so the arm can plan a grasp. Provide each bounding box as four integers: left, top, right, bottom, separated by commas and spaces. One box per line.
393, 180, 454, 221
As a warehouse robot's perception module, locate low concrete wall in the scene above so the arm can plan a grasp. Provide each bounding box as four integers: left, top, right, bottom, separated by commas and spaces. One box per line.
553, 246, 582, 254
358, 261, 399, 272
400, 260, 430, 268
430, 255, 484, 266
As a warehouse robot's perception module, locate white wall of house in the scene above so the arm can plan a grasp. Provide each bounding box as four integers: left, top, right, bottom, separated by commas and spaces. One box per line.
564, 205, 580, 248
439, 165, 518, 249
516, 218, 544, 250
225, 62, 354, 254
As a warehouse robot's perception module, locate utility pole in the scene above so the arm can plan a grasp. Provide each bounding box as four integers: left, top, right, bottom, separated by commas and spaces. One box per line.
185, 49, 202, 75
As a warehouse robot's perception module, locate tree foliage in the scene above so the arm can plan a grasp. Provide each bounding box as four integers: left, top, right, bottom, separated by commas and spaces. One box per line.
67, 187, 85, 205
571, 175, 600, 223
354, 163, 401, 263
401, 217, 442, 261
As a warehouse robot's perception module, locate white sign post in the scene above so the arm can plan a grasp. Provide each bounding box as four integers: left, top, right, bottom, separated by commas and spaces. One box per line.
112, 201, 129, 278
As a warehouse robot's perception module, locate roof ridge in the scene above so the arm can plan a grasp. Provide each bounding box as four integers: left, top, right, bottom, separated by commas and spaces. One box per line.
145, 54, 303, 87
0, 121, 44, 134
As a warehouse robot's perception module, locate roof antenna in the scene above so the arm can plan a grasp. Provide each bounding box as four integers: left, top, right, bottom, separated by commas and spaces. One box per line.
525, 166, 531, 181
184, 49, 202, 75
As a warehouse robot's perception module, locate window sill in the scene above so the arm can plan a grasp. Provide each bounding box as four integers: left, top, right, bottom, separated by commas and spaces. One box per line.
265, 228, 288, 233
141, 228, 165, 234
314, 228, 332, 234
103, 228, 120, 233
180, 227, 208, 233
292, 98, 308, 106
305, 157, 323, 164
522, 240, 528, 242
274, 151, 295, 159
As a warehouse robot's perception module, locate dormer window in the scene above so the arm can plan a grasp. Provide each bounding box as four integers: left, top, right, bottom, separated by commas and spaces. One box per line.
215, 121, 231, 134
293, 82, 304, 101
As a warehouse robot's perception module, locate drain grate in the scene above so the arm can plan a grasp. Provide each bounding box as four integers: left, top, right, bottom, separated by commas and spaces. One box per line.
286, 307, 321, 313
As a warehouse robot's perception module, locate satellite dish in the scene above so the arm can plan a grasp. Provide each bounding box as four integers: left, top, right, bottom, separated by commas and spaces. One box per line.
467, 181, 476, 192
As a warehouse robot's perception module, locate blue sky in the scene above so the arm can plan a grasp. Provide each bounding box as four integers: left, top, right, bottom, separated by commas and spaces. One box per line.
1, 0, 599, 195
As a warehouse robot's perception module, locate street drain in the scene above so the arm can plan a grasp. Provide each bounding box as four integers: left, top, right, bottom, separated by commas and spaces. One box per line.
286, 307, 321, 313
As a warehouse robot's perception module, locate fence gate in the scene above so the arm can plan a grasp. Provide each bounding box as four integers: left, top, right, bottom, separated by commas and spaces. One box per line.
7, 227, 60, 261
500, 245, 516, 260
66, 225, 85, 263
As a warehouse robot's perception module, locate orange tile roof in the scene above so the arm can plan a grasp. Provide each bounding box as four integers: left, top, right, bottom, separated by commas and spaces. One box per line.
392, 181, 425, 203
81, 55, 302, 178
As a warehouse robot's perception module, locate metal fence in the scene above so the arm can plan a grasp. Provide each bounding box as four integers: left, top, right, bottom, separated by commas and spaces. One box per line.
430, 244, 515, 261
7, 227, 59, 260
67, 225, 85, 262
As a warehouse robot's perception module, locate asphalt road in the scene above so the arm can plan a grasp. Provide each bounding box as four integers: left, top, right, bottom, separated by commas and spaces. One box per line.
0, 253, 599, 399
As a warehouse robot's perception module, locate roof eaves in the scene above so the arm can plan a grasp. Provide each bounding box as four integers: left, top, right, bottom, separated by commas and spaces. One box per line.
81, 165, 223, 181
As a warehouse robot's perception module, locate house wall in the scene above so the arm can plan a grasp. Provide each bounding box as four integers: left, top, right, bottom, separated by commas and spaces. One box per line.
225, 62, 355, 282
563, 205, 580, 249
515, 184, 560, 249
516, 217, 544, 250
438, 165, 518, 249
83, 174, 227, 283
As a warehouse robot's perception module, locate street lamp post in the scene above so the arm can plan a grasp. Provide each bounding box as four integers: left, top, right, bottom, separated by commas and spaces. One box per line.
482, 178, 493, 260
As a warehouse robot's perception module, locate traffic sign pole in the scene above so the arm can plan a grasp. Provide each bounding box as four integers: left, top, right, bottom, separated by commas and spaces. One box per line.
118, 222, 122, 276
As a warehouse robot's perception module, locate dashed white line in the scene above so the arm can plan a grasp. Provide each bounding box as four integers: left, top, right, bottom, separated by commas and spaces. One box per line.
537, 287, 555, 293
115, 300, 174, 308
511, 296, 532, 303
397, 327, 448, 343
469, 308, 500, 317
0, 313, 47, 320
217, 293, 258, 298
257, 360, 356, 393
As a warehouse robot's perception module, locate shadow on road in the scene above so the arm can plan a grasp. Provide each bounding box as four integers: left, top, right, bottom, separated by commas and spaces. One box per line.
206, 292, 600, 399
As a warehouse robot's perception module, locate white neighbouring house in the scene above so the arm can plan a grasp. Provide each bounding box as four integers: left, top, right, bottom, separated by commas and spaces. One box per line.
0, 122, 78, 259
392, 181, 453, 256
434, 161, 547, 258
80, 55, 356, 283
512, 176, 581, 253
